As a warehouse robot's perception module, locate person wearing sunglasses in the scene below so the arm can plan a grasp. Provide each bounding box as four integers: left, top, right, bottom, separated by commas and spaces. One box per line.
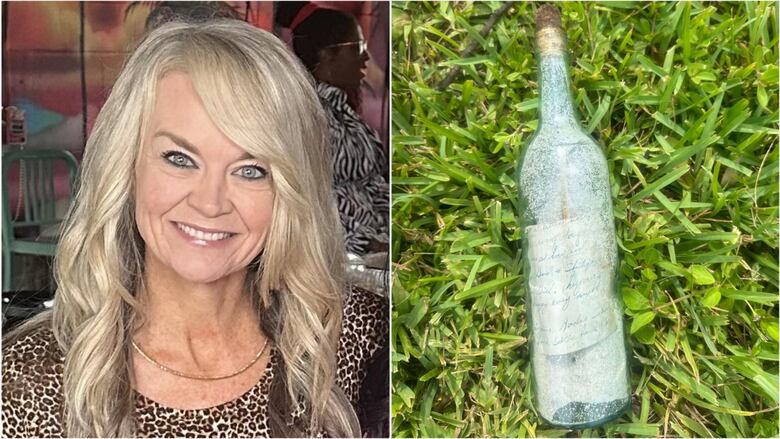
288, 5, 389, 258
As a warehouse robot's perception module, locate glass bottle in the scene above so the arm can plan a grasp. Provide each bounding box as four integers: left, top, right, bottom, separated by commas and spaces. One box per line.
515, 4, 631, 428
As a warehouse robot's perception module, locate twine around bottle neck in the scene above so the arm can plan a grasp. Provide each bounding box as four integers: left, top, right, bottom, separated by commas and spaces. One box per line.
536, 27, 566, 56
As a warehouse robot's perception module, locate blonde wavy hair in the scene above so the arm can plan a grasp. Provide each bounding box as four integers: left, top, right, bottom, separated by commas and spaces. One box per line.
27, 20, 358, 437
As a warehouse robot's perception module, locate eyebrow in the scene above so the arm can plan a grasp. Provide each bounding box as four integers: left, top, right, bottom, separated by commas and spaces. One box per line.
153, 130, 255, 161
154, 131, 199, 155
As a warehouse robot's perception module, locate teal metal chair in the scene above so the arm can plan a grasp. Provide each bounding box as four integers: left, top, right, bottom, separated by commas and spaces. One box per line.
2, 149, 78, 292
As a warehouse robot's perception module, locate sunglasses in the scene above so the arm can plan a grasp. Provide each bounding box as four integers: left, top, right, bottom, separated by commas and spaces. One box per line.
326, 40, 368, 55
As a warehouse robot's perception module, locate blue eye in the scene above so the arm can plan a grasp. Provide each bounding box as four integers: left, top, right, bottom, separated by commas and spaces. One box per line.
162, 151, 196, 168
235, 165, 267, 181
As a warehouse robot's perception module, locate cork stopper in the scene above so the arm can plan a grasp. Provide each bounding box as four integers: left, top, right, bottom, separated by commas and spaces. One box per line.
535, 4, 565, 55
535, 4, 562, 32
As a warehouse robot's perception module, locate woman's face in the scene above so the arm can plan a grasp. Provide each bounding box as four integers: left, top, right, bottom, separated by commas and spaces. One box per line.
135, 72, 274, 284
319, 21, 369, 91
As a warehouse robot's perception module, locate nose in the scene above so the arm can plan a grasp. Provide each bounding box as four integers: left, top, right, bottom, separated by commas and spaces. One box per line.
186, 170, 232, 217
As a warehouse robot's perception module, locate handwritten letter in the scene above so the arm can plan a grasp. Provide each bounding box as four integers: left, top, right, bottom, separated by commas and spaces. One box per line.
526, 218, 618, 355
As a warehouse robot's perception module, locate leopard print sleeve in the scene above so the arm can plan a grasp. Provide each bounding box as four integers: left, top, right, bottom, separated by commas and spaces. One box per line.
2, 325, 66, 438
335, 286, 389, 403
2, 339, 37, 438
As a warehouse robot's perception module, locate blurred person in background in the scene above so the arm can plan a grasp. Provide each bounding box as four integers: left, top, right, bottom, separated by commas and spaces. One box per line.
279, 3, 389, 257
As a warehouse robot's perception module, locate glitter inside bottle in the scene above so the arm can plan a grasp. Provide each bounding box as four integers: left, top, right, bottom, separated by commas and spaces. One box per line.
515, 4, 632, 428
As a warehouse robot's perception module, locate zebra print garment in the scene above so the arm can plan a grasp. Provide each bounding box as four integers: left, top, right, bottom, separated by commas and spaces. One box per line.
317, 82, 389, 255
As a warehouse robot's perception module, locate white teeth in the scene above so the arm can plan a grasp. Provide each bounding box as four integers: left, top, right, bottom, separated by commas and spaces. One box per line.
177, 223, 231, 241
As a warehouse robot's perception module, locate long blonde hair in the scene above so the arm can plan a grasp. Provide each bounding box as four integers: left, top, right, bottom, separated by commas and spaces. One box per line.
45, 20, 358, 437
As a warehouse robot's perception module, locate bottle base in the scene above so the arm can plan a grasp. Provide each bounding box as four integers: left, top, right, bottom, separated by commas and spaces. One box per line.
539, 397, 630, 430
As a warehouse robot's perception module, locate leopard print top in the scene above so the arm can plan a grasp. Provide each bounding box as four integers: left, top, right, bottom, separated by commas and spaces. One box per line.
1, 288, 387, 437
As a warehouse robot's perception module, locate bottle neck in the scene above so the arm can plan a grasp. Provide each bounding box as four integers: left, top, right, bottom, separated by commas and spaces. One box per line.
538, 54, 577, 126
536, 28, 577, 127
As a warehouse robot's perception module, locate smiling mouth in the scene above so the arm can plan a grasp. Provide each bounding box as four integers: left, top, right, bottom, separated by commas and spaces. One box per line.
175, 222, 235, 242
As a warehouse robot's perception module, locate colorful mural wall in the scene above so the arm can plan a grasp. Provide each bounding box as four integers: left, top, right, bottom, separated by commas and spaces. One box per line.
2, 1, 388, 158
2, 1, 273, 158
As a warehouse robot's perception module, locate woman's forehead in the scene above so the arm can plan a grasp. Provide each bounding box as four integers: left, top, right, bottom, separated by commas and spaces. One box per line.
150, 72, 209, 128
146, 72, 254, 161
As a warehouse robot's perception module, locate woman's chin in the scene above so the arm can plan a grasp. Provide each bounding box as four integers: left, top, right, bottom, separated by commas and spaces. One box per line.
171, 263, 231, 285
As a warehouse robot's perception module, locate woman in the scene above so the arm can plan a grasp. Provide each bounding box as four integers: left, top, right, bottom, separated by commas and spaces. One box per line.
2, 19, 386, 437
288, 6, 389, 255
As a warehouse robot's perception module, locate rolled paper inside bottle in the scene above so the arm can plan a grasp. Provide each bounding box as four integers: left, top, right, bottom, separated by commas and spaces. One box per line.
536, 27, 566, 56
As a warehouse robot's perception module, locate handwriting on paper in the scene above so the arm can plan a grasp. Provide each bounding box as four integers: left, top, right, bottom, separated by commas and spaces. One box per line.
526, 217, 618, 355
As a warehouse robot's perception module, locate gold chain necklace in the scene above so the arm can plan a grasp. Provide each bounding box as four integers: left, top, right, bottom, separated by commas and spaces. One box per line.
131, 338, 268, 381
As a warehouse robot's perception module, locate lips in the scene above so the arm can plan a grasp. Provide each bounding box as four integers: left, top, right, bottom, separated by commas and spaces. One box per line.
175, 222, 235, 242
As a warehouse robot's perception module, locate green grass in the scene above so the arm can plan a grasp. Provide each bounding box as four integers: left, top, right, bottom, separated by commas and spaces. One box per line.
390, 1, 779, 437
